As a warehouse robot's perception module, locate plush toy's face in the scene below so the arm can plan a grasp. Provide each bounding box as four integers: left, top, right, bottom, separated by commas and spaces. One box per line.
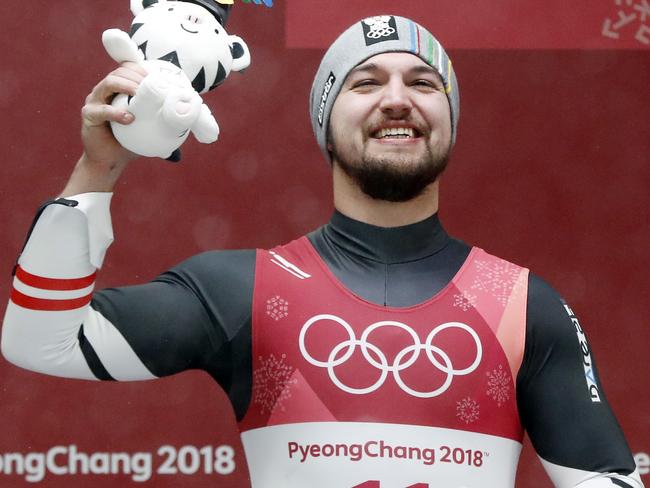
130, 0, 248, 93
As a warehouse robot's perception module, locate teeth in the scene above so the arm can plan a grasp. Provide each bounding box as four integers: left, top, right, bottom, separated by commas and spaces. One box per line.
375, 127, 415, 138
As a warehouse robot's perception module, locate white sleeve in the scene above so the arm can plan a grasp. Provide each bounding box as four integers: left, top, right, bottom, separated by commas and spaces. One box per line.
541, 456, 645, 487
1, 193, 156, 381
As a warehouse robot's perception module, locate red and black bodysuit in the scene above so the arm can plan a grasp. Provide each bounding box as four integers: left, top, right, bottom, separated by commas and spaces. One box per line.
2, 199, 643, 487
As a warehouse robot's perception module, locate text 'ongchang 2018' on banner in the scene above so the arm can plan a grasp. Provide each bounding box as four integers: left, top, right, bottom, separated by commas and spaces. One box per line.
0, 444, 235, 483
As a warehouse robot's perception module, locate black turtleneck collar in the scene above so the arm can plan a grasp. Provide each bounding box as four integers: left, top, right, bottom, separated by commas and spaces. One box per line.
318, 210, 451, 265
307, 210, 471, 307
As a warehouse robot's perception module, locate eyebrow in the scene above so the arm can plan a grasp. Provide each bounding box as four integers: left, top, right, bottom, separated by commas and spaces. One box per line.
348, 62, 442, 81
348, 62, 381, 75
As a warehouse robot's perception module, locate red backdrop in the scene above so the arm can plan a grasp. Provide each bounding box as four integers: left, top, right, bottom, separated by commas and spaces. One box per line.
0, 1, 648, 486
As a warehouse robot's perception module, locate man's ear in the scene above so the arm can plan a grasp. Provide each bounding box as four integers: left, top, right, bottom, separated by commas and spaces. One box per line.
130, 0, 165, 16
228, 36, 251, 72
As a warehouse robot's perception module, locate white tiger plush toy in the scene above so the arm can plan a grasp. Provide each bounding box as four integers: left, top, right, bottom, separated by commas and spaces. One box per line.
102, 0, 251, 160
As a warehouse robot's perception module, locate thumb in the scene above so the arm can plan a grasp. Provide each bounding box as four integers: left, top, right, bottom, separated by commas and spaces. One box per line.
82, 104, 134, 127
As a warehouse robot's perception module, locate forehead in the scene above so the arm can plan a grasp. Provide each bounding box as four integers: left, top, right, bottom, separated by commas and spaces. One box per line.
347, 52, 441, 80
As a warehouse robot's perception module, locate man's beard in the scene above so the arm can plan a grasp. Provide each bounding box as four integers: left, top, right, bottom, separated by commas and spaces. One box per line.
330, 136, 451, 203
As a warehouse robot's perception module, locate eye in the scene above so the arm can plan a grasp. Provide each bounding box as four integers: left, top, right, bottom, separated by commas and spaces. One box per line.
411, 79, 442, 92
351, 79, 379, 89
168, 7, 174, 11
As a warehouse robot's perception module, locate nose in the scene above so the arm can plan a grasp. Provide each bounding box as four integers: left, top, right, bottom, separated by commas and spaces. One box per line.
378, 77, 412, 117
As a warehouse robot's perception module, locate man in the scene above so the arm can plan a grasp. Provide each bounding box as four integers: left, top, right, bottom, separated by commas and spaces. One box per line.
1, 13, 643, 488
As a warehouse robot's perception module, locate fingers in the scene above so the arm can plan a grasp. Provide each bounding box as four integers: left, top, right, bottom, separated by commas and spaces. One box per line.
81, 103, 133, 127
118, 61, 148, 79
88, 63, 146, 104
109, 62, 147, 88
82, 62, 147, 127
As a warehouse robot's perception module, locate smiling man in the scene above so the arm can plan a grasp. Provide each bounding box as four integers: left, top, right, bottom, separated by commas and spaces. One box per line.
1, 13, 644, 488
330, 53, 451, 205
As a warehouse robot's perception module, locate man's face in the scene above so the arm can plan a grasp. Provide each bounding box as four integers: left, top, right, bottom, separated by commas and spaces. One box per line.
328, 52, 452, 202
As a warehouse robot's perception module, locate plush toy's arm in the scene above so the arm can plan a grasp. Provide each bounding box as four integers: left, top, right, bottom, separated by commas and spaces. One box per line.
128, 73, 179, 115
102, 29, 145, 65
191, 104, 220, 144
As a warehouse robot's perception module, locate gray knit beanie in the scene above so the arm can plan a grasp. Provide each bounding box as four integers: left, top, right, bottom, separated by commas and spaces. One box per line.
310, 15, 459, 161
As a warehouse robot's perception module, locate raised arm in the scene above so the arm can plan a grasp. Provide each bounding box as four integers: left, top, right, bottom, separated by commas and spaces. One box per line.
2, 63, 145, 378
1, 65, 255, 417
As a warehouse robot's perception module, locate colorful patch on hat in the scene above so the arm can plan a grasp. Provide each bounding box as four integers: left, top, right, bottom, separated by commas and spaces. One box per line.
361, 16, 399, 46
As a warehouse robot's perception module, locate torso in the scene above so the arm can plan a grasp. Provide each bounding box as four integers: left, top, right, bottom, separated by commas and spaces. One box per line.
239, 236, 528, 488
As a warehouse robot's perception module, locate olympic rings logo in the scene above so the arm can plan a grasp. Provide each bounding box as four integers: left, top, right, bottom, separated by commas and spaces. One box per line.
366, 26, 396, 39
299, 315, 482, 398
363, 17, 396, 39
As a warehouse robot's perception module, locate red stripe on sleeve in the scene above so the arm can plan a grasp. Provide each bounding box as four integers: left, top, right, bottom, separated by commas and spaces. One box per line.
15, 266, 96, 291
10, 288, 93, 311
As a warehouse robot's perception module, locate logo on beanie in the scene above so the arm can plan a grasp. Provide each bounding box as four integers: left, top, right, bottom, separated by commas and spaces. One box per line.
318, 72, 336, 127
362, 16, 399, 46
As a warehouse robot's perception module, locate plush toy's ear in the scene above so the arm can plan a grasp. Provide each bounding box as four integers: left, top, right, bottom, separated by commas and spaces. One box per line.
228, 36, 251, 73
130, 0, 165, 16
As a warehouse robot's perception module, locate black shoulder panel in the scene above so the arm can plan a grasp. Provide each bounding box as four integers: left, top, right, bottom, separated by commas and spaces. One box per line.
91, 249, 255, 419
517, 273, 636, 475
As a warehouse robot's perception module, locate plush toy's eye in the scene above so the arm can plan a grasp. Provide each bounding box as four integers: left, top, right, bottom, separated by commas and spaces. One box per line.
168, 7, 174, 11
